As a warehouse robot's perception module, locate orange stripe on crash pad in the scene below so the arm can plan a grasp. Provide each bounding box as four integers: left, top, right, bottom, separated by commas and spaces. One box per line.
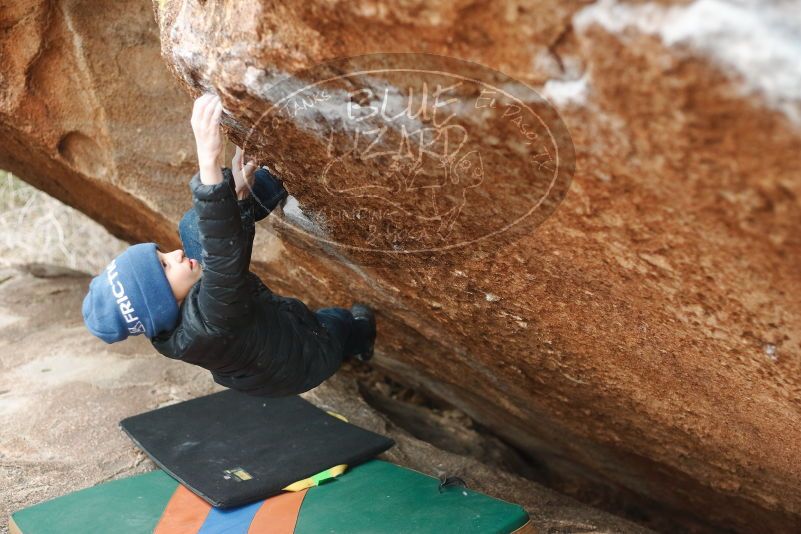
248, 489, 309, 534
154, 485, 212, 534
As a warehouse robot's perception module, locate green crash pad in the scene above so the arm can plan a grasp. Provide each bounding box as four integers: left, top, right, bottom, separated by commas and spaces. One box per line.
10, 460, 531, 534
9, 470, 177, 534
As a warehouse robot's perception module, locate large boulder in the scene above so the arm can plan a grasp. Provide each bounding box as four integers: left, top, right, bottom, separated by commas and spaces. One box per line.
151, 1, 801, 531
0, 0, 197, 245
1, 0, 800, 531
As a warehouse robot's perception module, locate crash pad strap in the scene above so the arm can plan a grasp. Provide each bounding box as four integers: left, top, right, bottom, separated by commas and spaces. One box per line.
154, 483, 307, 534
248, 488, 309, 534
154, 485, 211, 534
199, 500, 263, 534
153, 458, 343, 532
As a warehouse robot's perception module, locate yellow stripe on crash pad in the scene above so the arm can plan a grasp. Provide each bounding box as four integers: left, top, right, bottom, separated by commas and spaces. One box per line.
248, 488, 308, 534
326, 411, 348, 422
154, 484, 212, 534
283, 464, 348, 492
511, 520, 538, 534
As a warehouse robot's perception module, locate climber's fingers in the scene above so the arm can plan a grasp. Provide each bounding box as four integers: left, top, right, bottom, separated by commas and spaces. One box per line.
191, 95, 216, 136
243, 159, 257, 179
190, 94, 206, 127
196, 94, 218, 127
242, 159, 257, 190
196, 96, 222, 132
232, 145, 243, 170
191, 94, 225, 168
192, 93, 215, 126
209, 98, 223, 126
232, 147, 251, 190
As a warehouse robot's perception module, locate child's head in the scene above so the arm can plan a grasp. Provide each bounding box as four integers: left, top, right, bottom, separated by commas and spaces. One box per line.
81, 243, 201, 343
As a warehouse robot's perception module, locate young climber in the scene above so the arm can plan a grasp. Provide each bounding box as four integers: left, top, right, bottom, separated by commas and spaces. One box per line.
82, 93, 376, 397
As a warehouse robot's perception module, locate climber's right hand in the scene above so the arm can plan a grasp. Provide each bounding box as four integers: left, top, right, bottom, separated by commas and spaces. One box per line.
191, 93, 224, 170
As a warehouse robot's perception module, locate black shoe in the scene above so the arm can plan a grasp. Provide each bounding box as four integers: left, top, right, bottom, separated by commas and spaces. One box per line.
350, 303, 376, 362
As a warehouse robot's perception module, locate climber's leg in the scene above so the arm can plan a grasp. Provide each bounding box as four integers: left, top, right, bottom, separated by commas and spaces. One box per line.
270, 306, 352, 395
179, 167, 285, 261
178, 208, 204, 265
315, 307, 355, 359
348, 303, 376, 361
251, 167, 288, 221
316, 305, 375, 362
251, 301, 376, 397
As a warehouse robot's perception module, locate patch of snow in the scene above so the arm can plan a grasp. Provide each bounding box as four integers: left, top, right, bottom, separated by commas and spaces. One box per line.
497, 81, 549, 105
542, 75, 590, 107
575, 0, 801, 124
244, 69, 486, 143
282, 195, 323, 234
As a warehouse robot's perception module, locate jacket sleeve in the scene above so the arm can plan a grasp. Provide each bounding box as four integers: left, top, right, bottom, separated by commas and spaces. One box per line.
237, 186, 257, 270
190, 167, 255, 332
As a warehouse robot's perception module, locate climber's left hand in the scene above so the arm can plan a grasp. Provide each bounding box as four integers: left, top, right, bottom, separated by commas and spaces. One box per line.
231, 145, 257, 200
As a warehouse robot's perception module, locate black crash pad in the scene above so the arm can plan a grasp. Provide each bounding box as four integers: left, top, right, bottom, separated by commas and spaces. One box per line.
119, 390, 395, 508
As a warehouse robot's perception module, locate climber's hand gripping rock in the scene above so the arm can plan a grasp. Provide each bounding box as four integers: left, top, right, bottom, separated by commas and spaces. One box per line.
191, 93, 224, 186
232, 145, 257, 200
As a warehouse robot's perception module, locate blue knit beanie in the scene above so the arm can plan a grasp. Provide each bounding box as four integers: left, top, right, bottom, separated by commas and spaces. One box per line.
82, 242, 180, 343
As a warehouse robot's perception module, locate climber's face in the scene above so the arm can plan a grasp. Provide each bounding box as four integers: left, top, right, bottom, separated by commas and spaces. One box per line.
156, 248, 202, 304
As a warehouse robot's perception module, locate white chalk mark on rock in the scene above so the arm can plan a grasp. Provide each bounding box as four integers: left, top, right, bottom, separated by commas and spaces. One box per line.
575, 0, 801, 125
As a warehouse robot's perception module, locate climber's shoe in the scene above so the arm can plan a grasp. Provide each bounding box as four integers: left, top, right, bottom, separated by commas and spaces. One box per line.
350, 303, 376, 362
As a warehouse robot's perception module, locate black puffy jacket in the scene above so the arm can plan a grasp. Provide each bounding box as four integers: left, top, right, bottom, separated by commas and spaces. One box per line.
150, 168, 345, 397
